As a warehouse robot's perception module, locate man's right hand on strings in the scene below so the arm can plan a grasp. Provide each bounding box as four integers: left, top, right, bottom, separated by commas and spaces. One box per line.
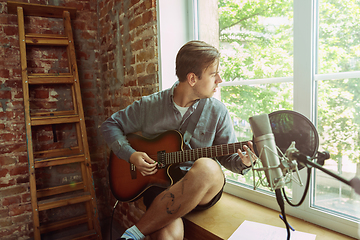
130, 152, 158, 176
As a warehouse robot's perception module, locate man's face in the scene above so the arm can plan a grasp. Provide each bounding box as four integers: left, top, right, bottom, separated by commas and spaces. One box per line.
193, 60, 222, 99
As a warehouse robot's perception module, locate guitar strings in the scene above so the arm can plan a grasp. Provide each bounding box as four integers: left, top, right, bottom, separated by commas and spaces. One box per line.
147, 142, 247, 164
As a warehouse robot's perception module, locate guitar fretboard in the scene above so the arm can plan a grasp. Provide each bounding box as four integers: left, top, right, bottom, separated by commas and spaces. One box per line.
161, 141, 247, 165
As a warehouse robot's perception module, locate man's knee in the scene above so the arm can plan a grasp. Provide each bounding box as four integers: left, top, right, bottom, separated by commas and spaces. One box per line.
190, 158, 224, 189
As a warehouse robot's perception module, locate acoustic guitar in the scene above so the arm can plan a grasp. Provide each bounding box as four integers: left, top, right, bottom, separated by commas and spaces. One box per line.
109, 130, 248, 202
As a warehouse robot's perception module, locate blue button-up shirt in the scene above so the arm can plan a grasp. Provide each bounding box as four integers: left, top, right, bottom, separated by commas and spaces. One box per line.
101, 82, 249, 174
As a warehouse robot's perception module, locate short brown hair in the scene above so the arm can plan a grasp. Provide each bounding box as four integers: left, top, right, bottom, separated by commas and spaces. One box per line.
175, 41, 220, 82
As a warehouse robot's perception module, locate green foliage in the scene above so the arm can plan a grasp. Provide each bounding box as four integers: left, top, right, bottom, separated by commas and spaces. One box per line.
219, 0, 360, 165
219, 0, 293, 131
317, 1, 360, 163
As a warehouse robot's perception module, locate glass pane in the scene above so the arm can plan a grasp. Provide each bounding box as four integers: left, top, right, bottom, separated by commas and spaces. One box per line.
219, 0, 293, 82
220, 82, 293, 195
318, 1, 360, 74
314, 78, 360, 220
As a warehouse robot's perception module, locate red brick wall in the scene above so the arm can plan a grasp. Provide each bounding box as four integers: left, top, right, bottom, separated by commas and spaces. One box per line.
98, 0, 159, 233
0, 0, 159, 238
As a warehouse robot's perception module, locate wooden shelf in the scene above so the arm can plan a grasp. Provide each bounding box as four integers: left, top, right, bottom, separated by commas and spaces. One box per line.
184, 192, 356, 240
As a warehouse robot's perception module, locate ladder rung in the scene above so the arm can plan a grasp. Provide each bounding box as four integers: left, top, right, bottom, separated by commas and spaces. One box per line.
31, 110, 76, 117
31, 114, 80, 126
35, 154, 85, 168
28, 73, 74, 84
38, 192, 92, 211
7, 1, 76, 19
39, 215, 88, 234
57, 230, 97, 240
34, 146, 81, 159
26, 33, 69, 46
37, 182, 84, 198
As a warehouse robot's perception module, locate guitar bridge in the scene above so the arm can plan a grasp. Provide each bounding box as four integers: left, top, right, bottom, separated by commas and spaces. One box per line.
130, 163, 137, 179
157, 150, 166, 169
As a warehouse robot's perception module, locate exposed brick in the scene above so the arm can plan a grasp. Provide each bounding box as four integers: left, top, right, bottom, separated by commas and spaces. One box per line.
129, 15, 142, 31
0, 185, 27, 198
136, 63, 146, 75
2, 195, 21, 206
0, 90, 11, 99
21, 193, 31, 203
131, 0, 141, 6
8, 203, 32, 217
0, 155, 17, 166
138, 73, 156, 86
0, 0, 159, 237
132, 39, 143, 51
0, 178, 16, 188
0, 69, 10, 78
3, 25, 18, 36
34, 89, 49, 99
0, 219, 13, 228
0, 208, 9, 218
0, 168, 9, 178
0, 132, 17, 142
136, 48, 154, 63
9, 165, 28, 176
142, 10, 156, 24
146, 62, 156, 74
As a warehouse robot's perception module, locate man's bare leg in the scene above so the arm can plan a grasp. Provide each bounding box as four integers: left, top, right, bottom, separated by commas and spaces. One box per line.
136, 157, 225, 238
149, 218, 184, 240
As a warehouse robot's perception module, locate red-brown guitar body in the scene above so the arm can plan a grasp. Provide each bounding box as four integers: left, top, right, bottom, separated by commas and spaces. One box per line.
109, 130, 247, 202
109, 130, 184, 202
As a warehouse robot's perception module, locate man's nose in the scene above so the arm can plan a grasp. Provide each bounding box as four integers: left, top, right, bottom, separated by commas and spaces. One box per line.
216, 73, 222, 83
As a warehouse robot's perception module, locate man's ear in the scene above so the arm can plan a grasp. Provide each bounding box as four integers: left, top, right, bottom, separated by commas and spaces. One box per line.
186, 72, 197, 87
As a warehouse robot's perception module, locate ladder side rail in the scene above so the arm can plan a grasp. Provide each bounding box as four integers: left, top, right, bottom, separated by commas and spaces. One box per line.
16, 6, 41, 240
63, 10, 91, 190
63, 10, 102, 238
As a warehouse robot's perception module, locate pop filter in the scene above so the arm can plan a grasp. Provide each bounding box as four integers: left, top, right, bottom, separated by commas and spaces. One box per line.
253, 110, 319, 170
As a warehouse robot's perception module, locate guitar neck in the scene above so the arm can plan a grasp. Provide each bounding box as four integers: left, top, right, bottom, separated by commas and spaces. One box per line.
160, 141, 248, 165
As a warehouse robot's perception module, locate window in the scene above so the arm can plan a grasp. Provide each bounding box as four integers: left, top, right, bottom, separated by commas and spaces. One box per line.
218, 0, 294, 196
199, 0, 359, 238
314, 0, 360, 224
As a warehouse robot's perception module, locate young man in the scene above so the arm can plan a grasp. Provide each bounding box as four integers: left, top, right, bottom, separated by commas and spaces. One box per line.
101, 41, 254, 240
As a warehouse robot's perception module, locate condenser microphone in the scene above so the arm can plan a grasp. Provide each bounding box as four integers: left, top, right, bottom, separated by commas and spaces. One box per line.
249, 113, 285, 190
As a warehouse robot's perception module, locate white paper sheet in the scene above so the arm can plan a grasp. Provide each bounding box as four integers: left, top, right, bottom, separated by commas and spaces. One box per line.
228, 220, 316, 240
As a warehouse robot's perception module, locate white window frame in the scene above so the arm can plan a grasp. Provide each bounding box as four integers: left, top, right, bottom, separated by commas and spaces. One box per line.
157, 0, 198, 91
157, 0, 360, 238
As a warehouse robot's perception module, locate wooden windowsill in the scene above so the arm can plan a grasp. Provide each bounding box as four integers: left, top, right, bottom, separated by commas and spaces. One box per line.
184, 192, 356, 240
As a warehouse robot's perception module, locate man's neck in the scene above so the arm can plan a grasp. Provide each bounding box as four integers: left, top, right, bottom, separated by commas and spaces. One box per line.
173, 82, 199, 107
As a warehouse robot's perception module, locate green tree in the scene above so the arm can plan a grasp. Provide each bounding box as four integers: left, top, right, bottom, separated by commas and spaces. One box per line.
317, 0, 360, 167
219, 0, 293, 134
218, 0, 294, 186
219, 0, 360, 189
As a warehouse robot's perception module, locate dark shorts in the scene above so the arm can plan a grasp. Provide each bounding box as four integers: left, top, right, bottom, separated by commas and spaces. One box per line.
143, 162, 225, 211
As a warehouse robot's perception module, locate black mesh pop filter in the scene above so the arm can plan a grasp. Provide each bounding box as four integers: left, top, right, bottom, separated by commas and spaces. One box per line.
252, 110, 319, 170
269, 110, 319, 158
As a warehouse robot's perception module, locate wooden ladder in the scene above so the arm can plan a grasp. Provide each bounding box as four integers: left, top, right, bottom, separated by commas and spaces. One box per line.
7, 2, 102, 239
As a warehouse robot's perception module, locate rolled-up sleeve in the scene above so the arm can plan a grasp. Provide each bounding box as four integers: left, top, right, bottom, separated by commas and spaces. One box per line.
101, 100, 143, 162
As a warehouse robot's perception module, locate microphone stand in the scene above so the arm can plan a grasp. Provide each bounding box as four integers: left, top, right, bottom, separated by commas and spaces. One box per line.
275, 188, 291, 240
293, 152, 360, 195
277, 151, 360, 240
